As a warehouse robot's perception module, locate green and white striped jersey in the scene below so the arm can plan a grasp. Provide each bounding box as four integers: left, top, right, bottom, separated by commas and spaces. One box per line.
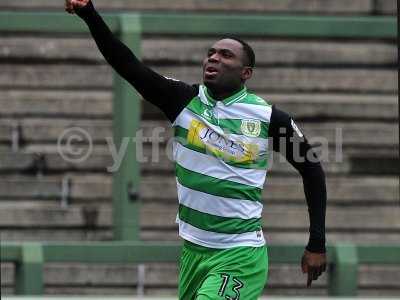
172, 85, 272, 248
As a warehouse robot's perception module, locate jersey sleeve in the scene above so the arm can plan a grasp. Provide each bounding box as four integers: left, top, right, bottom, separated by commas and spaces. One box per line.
268, 105, 327, 253
75, 1, 197, 122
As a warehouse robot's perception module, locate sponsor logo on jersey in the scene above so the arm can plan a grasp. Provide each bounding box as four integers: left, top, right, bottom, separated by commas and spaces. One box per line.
241, 119, 261, 137
187, 119, 259, 164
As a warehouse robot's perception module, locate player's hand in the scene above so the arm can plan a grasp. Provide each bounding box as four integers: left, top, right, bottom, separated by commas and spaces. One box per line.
65, 0, 90, 14
301, 249, 326, 287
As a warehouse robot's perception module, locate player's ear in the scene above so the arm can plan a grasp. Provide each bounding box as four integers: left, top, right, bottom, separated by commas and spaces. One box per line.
241, 66, 253, 81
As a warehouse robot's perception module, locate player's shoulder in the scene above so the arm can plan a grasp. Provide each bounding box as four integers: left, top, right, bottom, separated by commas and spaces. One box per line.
164, 76, 199, 91
239, 92, 272, 107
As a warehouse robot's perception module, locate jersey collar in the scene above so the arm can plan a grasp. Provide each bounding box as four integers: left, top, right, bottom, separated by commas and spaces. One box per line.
201, 85, 247, 106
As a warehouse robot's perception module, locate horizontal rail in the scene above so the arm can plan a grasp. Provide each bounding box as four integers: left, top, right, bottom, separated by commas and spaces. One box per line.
0, 12, 120, 33
1, 242, 330, 263
42, 241, 181, 263
141, 13, 396, 38
1, 242, 400, 296
358, 245, 400, 263
0, 12, 396, 38
0, 244, 21, 261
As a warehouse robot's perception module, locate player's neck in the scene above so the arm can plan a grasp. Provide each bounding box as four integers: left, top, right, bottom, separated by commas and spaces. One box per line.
208, 84, 244, 101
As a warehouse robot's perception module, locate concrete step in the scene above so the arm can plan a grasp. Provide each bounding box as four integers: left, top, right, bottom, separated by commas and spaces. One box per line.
0, 174, 398, 203
1, 146, 398, 175
0, 119, 398, 147
0, 201, 398, 230
1, 64, 397, 93
0, 90, 397, 121
1, 37, 396, 66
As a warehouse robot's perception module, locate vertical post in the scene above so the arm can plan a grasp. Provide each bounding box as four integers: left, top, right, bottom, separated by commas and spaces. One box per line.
328, 243, 358, 296
15, 243, 44, 295
112, 14, 142, 240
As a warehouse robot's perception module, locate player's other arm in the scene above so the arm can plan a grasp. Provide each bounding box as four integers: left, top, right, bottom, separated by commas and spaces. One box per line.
268, 105, 327, 287
65, 0, 196, 122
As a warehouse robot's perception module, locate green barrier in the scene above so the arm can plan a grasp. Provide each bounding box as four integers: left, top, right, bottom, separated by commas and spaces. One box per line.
2, 242, 400, 296
111, 14, 142, 241
0, 12, 396, 38
141, 13, 396, 38
42, 241, 182, 263
15, 244, 44, 295
328, 243, 358, 296
358, 245, 400, 264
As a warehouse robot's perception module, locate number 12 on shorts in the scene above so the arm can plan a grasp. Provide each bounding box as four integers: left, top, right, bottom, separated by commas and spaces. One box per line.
218, 273, 244, 300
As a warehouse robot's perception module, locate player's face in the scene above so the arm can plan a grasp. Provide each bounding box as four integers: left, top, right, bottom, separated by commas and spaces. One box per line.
202, 39, 252, 96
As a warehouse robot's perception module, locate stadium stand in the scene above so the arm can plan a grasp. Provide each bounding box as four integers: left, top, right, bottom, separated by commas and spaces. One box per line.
0, 0, 398, 297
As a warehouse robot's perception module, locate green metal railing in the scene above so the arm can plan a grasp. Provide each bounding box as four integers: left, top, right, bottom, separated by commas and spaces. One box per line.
110, 14, 142, 241
0, 12, 396, 37
1, 242, 400, 296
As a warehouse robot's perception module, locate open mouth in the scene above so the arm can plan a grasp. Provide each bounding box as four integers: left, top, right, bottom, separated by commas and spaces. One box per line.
204, 66, 219, 77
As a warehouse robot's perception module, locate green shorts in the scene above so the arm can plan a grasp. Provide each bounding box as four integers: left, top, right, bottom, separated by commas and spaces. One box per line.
179, 241, 268, 300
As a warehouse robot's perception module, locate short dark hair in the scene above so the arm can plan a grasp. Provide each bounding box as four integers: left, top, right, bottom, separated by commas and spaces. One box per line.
225, 36, 256, 68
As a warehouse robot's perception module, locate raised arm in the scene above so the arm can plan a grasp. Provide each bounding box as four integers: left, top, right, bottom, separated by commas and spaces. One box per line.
268, 105, 327, 286
65, 0, 196, 122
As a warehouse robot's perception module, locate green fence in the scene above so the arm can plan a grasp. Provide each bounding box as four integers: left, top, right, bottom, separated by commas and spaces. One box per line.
0, 10, 397, 297
0, 11, 396, 37
2, 242, 400, 296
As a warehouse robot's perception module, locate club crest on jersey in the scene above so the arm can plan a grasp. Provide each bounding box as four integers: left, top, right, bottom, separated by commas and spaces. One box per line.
241, 119, 261, 137
202, 108, 213, 121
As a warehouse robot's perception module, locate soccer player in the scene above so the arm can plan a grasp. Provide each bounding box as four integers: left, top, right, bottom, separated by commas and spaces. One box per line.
65, 1, 327, 299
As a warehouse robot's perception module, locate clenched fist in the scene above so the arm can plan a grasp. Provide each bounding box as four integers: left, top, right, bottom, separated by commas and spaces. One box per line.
65, 0, 90, 14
